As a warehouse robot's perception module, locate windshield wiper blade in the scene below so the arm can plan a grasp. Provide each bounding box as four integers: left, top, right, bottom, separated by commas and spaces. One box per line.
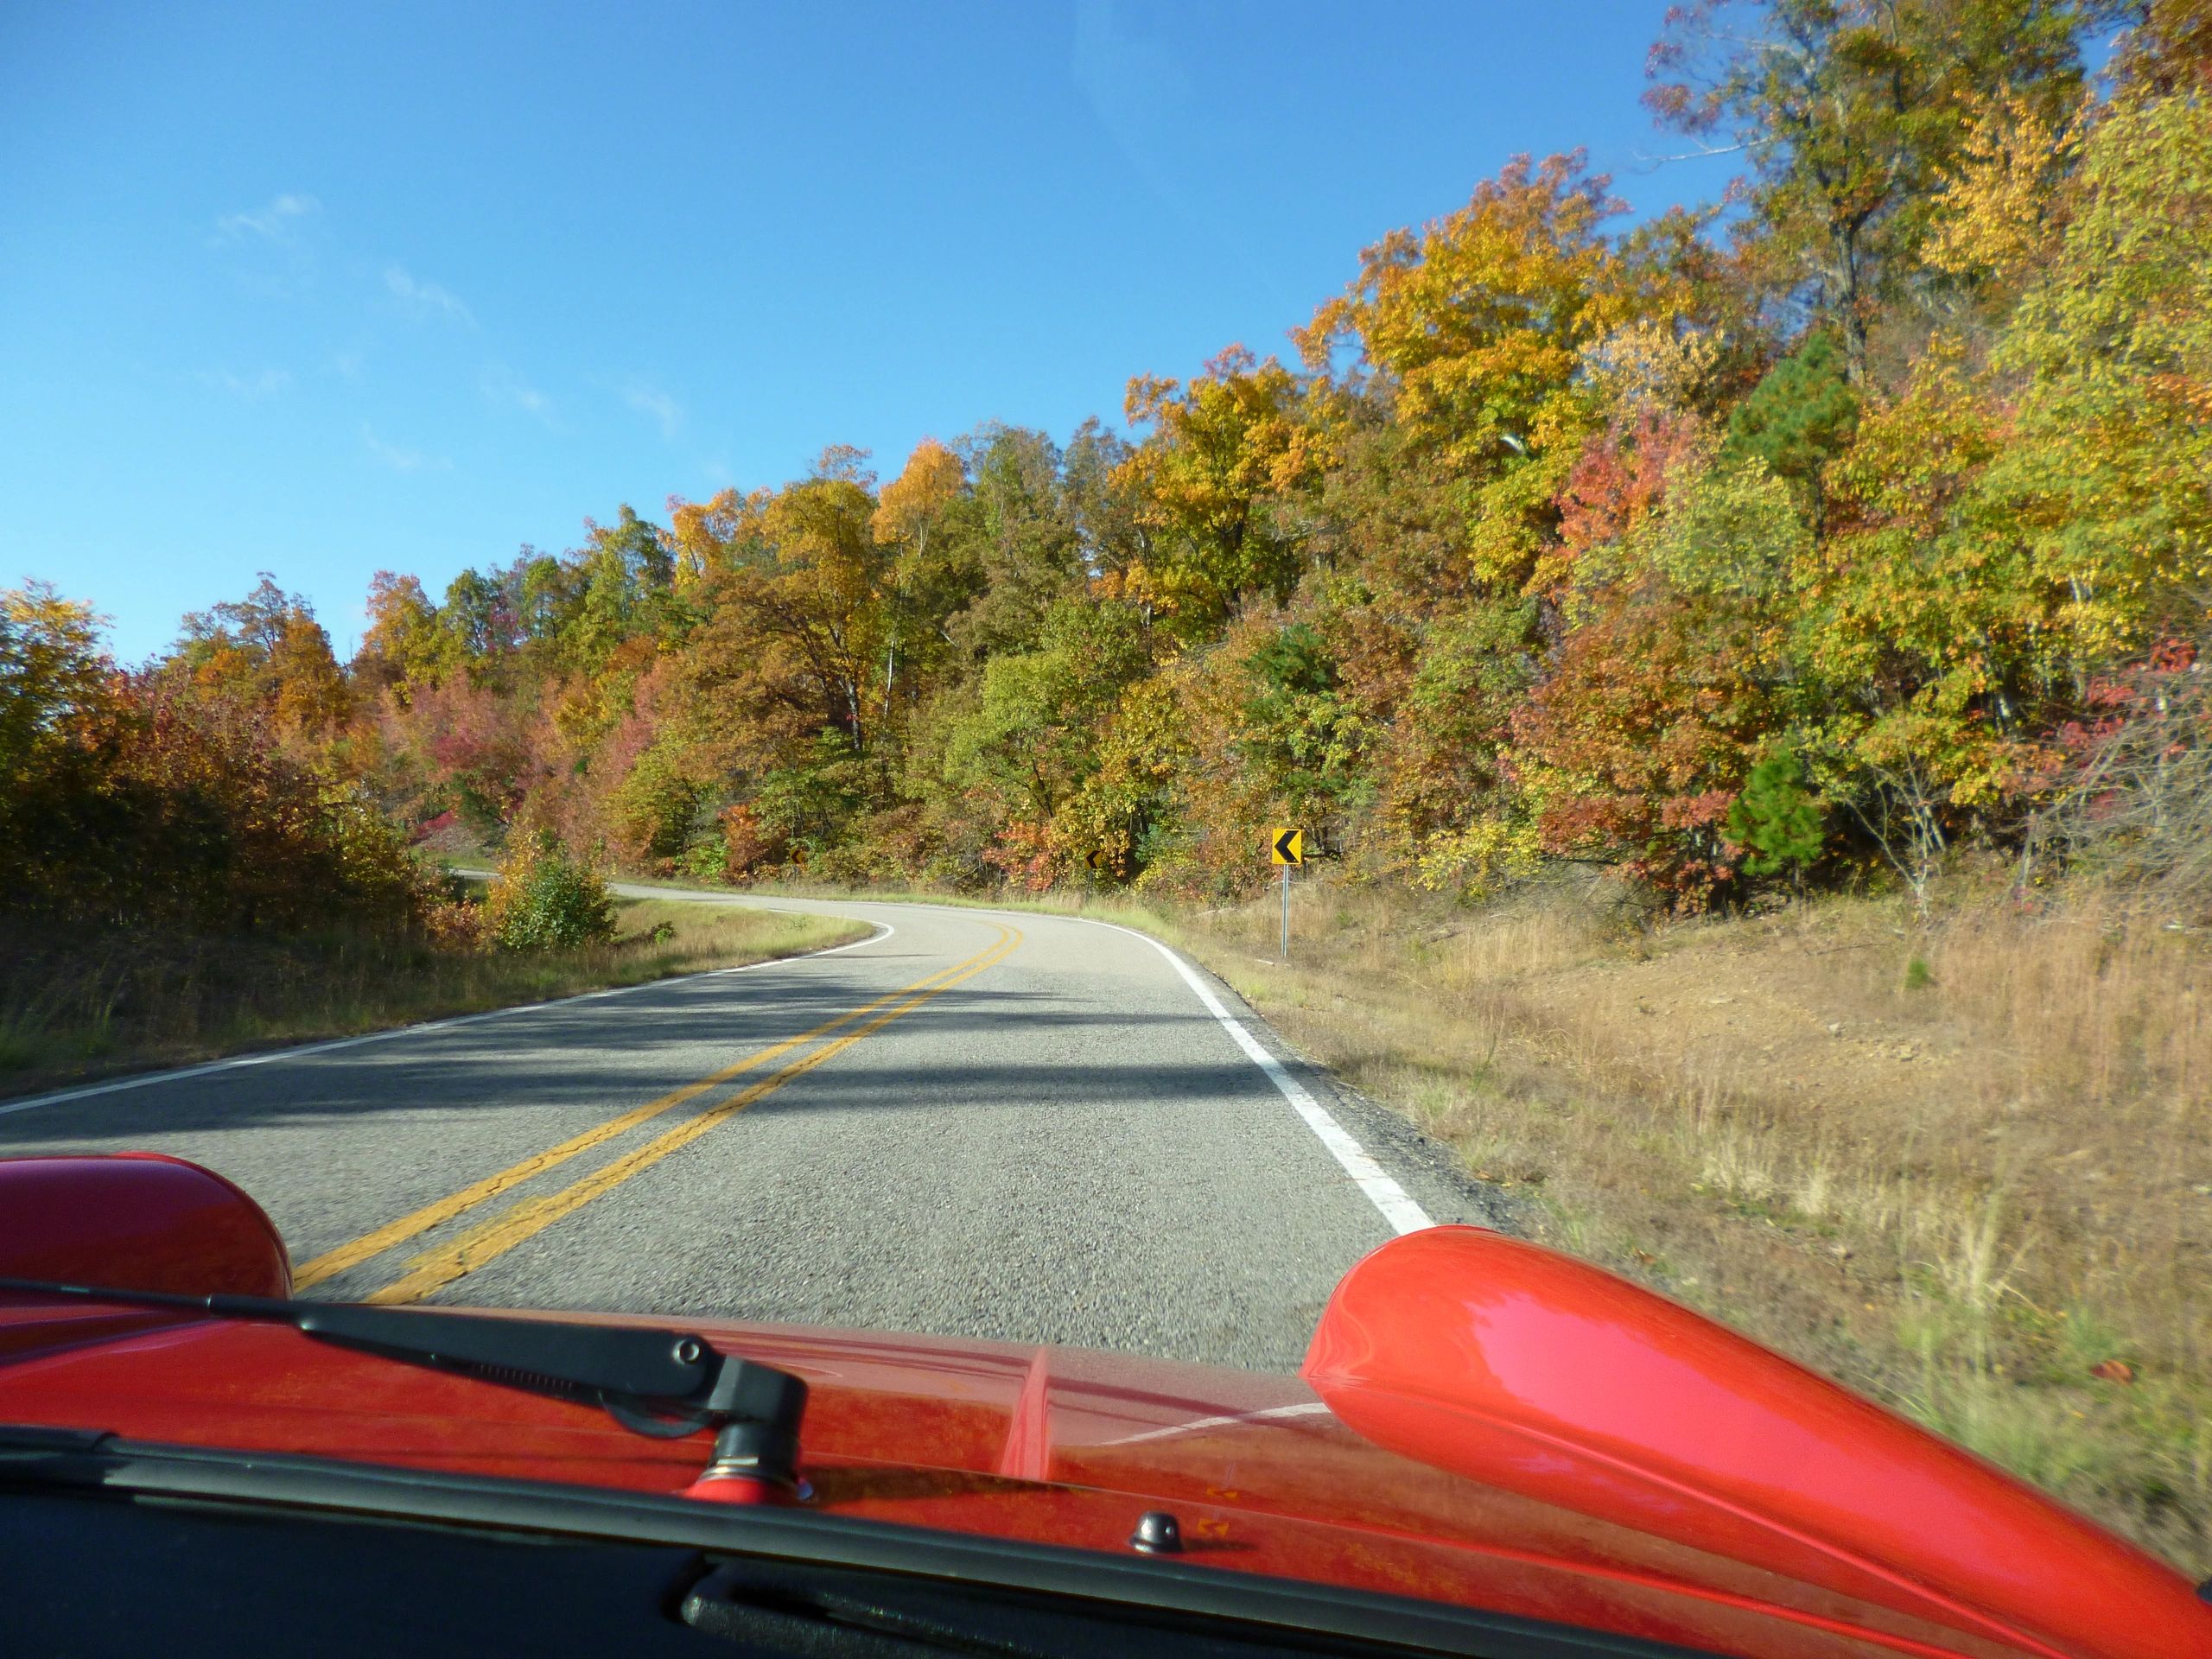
0, 1275, 805, 1483
682, 1560, 1074, 1658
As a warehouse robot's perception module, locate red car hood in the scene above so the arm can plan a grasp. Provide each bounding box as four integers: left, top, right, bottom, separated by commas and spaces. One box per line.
0, 1154, 2203, 1659
0, 1301, 2177, 1659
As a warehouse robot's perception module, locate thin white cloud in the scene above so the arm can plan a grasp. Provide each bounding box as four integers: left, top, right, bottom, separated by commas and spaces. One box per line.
480, 363, 557, 427
360, 424, 448, 473
384, 264, 475, 326
1072, 3, 1190, 156
1070, 3, 1289, 312
622, 380, 683, 440
201, 367, 293, 400
215, 193, 320, 243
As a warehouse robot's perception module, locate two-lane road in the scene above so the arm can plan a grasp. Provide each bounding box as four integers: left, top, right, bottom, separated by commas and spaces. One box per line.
0, 891, 1492, 1372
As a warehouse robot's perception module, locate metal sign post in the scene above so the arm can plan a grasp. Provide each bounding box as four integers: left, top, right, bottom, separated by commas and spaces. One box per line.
1269, 829, 1303, 959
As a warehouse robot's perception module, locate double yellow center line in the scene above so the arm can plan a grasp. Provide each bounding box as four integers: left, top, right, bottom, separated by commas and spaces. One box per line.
292, 922, 1020, 1305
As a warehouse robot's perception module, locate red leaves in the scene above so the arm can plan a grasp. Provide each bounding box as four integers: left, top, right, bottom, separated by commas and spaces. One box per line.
717, 804, 783, 880
981, 820, 1064, 893
1548, 413, 1702, 592
1514, 582, 1770, 907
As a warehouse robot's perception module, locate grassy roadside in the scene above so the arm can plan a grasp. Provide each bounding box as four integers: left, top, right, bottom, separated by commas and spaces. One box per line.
0, 896, 868, 1102
643, 867, 2209, 1574
1173, 880, 2209, 1576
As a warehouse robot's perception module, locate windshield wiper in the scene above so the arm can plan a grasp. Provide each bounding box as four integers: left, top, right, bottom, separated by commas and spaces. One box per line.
682, 1558, 1063, 1658
0, 1275, 806, 1491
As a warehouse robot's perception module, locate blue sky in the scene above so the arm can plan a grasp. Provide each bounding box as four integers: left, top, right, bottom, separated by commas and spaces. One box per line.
1, 2, 1736, 663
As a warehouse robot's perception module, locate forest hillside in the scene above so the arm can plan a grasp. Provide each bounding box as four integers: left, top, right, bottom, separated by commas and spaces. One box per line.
10, 4, 2208, 925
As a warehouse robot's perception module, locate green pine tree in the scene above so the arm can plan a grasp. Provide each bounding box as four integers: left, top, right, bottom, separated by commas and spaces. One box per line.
1726, 751, 1826, 880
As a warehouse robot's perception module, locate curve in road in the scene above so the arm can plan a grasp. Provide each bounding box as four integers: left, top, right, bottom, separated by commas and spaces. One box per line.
0, 889, 1494, 1372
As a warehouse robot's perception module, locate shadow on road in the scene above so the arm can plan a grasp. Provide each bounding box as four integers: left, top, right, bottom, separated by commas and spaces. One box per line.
0, 977, 1265, 1146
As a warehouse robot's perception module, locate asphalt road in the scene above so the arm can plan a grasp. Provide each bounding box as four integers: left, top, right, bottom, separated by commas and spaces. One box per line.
0, 889, 1498, 1373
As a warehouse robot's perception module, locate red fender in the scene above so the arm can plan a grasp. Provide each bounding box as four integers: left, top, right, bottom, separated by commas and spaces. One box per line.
1302, 1225, 2208, 1658
0, 1153, 291, 1300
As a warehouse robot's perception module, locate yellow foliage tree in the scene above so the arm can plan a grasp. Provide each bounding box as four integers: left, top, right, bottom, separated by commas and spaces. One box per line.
1112, 347, 1322, 639
870, 438, 967, 717
1294, 153, 1643, 593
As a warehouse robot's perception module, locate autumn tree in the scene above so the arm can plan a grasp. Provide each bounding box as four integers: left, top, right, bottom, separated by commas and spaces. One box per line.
870, 436, 967, 715
563, 505, 679, 674
1115, 347, 1319, 641
1296, 152, 1637, 593
0, 582, 108, 791
1, 585, 117, 911
669, 487, 772, 592
1060, 417, 1144, 582
355, 572, 446, 698
1648, 0, 2113, 382
1516, 444, 1808, 904
171, 575, 353, 746
939, 601, 1148, 817
940, 425, 1085, 658
2113, 0, 2212, 92
1981, 79, 2212, 670
4, 582, 427, 933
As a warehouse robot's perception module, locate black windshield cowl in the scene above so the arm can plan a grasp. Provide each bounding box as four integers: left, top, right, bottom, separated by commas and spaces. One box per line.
0, 1275, 806, 1486
0, 1427, 1722, 1659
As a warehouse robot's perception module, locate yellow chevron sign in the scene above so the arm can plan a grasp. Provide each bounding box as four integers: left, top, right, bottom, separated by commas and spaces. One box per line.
1270, 829, 1303, 867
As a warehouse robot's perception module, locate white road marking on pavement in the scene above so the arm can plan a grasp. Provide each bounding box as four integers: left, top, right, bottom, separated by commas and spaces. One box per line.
659, 891, 1435, 1238
817, 893, 1433, 1237
1078, 917, 1434, 1236
0, 921, 894, 1118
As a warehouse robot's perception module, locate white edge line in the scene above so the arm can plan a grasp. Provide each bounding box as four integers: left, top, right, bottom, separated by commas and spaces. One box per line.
0, 920, 894, 1119
1075, 915, 1434, 1236
691, 887, 1433, 1238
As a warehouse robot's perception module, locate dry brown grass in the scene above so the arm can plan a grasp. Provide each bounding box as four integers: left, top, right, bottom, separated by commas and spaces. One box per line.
1146, 874, 2212, 1574
0, 897, 867, 1100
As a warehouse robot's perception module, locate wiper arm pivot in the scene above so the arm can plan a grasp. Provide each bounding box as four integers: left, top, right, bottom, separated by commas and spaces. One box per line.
0, 1277, 806, 1489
